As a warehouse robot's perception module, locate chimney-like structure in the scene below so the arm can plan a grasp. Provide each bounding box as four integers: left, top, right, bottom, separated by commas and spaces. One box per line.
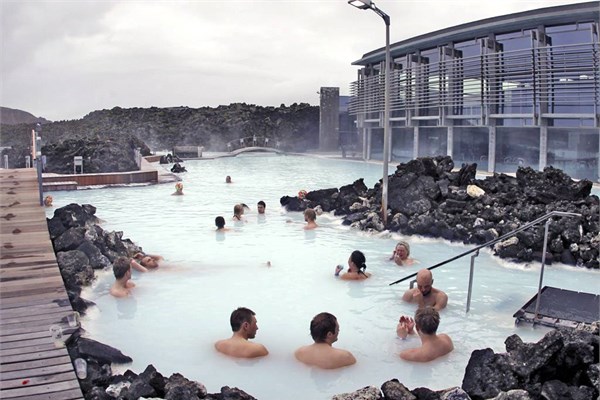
319, 87, 340, 151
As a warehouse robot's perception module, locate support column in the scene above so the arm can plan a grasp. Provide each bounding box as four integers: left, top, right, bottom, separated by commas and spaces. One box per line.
539, 125, 548, 170
413, 126, 419, 159
488, 125, 496, 173
366, 128, 372, 160
447, 125, 454, 157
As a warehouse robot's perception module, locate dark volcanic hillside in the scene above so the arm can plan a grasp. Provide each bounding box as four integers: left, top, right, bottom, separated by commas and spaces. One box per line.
0, 103, 319, 172
0, 106, 50, 125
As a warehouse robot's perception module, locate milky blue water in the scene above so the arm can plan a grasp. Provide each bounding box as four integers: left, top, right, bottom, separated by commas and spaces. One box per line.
45, 154, 599, 400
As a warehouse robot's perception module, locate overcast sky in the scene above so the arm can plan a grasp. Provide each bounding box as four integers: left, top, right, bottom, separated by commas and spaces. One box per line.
0, 0, 589, 121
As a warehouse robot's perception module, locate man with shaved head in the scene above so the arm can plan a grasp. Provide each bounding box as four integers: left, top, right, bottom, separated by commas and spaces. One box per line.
402, 269, 447, 311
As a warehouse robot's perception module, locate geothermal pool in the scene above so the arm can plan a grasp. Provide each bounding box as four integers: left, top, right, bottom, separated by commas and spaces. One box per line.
46, 155, 600, 400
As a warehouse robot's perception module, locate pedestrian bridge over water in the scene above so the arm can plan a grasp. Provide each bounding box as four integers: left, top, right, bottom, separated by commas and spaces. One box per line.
225, 135, 283, 156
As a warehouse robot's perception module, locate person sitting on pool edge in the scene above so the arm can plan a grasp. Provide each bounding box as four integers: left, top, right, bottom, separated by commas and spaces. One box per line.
215, 307, 269, 359
336, 250, 371, 280
402, 269, 447, 311
304, 208, 318, 230
400, 306, 453, 362
390, 241, 415, 266
294, 312, 356, 369
110, 256, 136, 298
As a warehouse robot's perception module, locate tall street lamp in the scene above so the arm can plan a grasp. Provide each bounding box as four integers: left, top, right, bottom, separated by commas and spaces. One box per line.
34, 123, 44, 206
348, 0, 391, 225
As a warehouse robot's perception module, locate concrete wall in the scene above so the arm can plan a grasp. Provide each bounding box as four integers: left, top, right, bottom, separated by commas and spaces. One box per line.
319, 87, 339, 151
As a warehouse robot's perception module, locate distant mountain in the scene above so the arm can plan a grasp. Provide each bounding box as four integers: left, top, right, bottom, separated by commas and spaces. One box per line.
0, 106, 51, 125
0, 103, 319, 171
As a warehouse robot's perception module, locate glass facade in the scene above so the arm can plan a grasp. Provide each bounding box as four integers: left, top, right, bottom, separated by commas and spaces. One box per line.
350, 3, 600, 182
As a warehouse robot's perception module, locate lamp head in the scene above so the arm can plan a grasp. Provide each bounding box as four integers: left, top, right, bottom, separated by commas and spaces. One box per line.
348, 0, 373, 10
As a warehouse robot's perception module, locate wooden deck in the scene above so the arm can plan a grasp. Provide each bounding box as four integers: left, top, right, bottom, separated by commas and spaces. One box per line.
0, 168, 84, 400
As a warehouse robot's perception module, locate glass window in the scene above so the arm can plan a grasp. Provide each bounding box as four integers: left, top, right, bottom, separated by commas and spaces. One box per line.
391, 127, 414, 163
496, 30, 533, 52
547, 127, 599, 181
449, 39, 483, 117
452, 127, 489, 170
370, 128, 384, 161
547, 23, 593, 46
549, 118, 596, 127
417, 127, 447, 158
495, 127, 539, 173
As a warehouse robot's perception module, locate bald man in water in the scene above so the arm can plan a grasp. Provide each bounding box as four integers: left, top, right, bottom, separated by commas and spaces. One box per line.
402, 269, 448, 311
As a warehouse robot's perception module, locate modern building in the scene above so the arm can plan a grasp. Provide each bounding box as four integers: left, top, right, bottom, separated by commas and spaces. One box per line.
349, 2, 599, 182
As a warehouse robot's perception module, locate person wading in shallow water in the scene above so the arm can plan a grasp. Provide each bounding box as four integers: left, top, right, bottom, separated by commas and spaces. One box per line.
303, 208, 318, 230
172, 182, 184, 195
390, 241, 416, 266
402, 269, 447, 311
110, 257, 136, 298
215, 307, 269, 359
294, 312, 356, 369
337, 250, 371, 280
399, 306, 453, 362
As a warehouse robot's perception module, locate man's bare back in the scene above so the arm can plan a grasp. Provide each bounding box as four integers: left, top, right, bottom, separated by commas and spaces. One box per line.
400, 333, 453, 362
110, 280, 135, 298
215, 337, 268, 359
294, 343, 356, 369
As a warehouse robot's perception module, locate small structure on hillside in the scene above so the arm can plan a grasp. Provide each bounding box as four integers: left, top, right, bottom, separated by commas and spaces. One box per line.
173, 146, 204, 159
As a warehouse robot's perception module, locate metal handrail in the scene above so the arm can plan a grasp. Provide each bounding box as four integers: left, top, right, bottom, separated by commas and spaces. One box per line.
388, 210, 582, 314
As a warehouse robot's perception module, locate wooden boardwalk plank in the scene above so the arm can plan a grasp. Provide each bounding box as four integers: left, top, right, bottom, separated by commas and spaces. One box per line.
1, 371, 75, 390
0, 168, 84, 400
0, 380, 81, 398
1, 363, 73, 380
2, 387, 83, 400
0, 356, 73, 373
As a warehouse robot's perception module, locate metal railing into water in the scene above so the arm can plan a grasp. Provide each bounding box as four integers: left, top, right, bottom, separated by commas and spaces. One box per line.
389, 211, 582, 317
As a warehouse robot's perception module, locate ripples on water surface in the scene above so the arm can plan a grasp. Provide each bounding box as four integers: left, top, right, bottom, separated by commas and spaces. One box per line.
46, 155, 600, 400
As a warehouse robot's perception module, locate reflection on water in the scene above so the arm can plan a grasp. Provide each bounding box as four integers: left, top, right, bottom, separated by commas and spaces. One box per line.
47, 156, 600, 400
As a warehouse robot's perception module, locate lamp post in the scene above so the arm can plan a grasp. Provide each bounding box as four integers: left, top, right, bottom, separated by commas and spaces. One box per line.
348, 0, 391, 225
34, 123, 44, 206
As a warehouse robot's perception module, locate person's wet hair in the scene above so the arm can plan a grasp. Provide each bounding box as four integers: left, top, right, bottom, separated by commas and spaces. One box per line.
415, 306, 440, 335
310, 312, 337, 343
234, 204, 243, 215
140, 256, 157, 268
396, 241, 410, 256
304, 208, 316, 221
215, 216, 226, 229
350, 250, 367, 272
113, 257, 131, 279
230, 307, 255, 332
257, 200, 266, 208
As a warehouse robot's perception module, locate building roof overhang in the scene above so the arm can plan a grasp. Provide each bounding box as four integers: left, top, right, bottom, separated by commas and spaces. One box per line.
351, 1, 600, 66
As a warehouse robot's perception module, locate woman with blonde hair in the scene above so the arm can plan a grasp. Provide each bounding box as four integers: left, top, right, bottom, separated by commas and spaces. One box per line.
390, 241, 415, 266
